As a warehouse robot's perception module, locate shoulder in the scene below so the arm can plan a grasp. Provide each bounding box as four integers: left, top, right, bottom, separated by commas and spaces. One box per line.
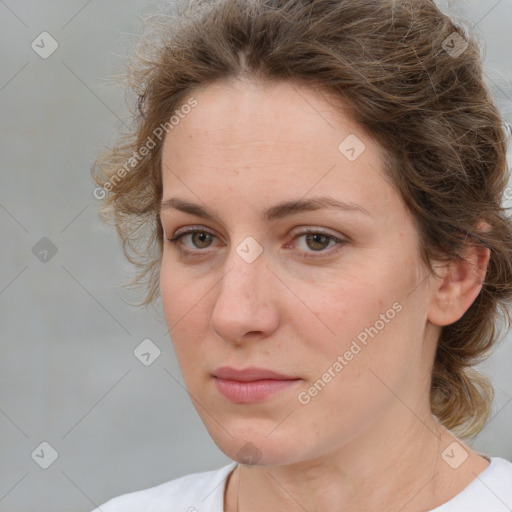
432, 457, 512, 511
91, 462, 237, 512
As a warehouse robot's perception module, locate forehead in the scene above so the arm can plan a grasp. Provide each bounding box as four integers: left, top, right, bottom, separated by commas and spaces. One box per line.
160, 78, 395, 217
164, 78, 364, 154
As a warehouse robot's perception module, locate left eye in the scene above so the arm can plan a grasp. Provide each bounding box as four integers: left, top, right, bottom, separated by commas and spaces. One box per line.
294, 232, 340, 252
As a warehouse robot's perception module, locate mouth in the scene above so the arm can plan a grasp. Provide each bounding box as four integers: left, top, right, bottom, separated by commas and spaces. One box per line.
212, 366, 301, 404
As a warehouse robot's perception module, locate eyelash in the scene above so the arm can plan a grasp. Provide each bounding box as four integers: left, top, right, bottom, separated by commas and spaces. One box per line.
166, 227, 347, 259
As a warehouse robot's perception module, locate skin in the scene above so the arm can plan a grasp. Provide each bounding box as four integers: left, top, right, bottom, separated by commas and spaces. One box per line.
159, 78, 491, 511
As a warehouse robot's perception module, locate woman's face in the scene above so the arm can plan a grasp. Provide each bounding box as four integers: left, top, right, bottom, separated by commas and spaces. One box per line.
159, 79, 440, 466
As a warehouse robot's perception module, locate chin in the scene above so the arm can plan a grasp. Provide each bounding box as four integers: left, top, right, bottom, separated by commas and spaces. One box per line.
207, 424, 302, 467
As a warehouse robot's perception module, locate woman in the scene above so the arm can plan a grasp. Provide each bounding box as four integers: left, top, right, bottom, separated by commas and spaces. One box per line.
91, 0, 512, 510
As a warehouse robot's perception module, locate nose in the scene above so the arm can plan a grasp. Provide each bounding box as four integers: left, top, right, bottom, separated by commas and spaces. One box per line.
210, 248, 280, 344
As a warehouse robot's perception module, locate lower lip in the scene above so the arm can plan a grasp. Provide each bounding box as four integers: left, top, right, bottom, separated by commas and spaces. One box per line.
213, 377, 300, 403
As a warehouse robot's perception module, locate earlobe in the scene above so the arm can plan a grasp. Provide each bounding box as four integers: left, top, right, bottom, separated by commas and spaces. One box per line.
427, 232, 490, 327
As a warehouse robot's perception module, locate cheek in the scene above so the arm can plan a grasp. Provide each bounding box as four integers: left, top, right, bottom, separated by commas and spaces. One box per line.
296, 258, 421, 381
294, 304, 417, 444
159, 260, 207, 365
297, 272, 391, 347
160, 254, 202, 325
160, 269, 179, 329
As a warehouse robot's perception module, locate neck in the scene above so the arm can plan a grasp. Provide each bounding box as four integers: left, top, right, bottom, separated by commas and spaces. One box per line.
225, 412, 487, 512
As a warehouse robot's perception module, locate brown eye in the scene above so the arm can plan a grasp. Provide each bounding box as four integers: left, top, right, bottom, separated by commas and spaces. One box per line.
291, 229, 347, 258
305, 233, 331, 251
190, 232, 214, 249
167, 229, 217, 252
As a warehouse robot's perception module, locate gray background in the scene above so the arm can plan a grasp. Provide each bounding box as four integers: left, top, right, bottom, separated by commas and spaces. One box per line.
0, 1, 511, 511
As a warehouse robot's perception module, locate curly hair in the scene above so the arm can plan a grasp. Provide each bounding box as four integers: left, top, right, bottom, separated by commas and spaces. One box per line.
92, 0, 512, 439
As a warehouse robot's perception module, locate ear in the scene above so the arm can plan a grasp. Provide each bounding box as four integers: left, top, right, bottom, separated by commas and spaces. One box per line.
427, 223, 491, 327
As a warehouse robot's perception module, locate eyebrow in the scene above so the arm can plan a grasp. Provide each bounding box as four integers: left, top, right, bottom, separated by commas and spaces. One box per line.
160, 196, 370, 222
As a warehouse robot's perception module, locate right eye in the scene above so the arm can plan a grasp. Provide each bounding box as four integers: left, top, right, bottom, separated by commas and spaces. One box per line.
167, 227, 219, 254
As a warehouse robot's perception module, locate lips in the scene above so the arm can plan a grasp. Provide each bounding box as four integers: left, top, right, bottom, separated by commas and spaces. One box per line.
212, 366, 301, 403
212, 366, 297, 381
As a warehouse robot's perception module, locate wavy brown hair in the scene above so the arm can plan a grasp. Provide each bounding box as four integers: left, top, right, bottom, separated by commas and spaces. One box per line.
93, 0, 512, 439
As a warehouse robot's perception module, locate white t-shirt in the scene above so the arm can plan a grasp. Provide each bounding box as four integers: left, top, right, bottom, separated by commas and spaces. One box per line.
93, 457, 512, 511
